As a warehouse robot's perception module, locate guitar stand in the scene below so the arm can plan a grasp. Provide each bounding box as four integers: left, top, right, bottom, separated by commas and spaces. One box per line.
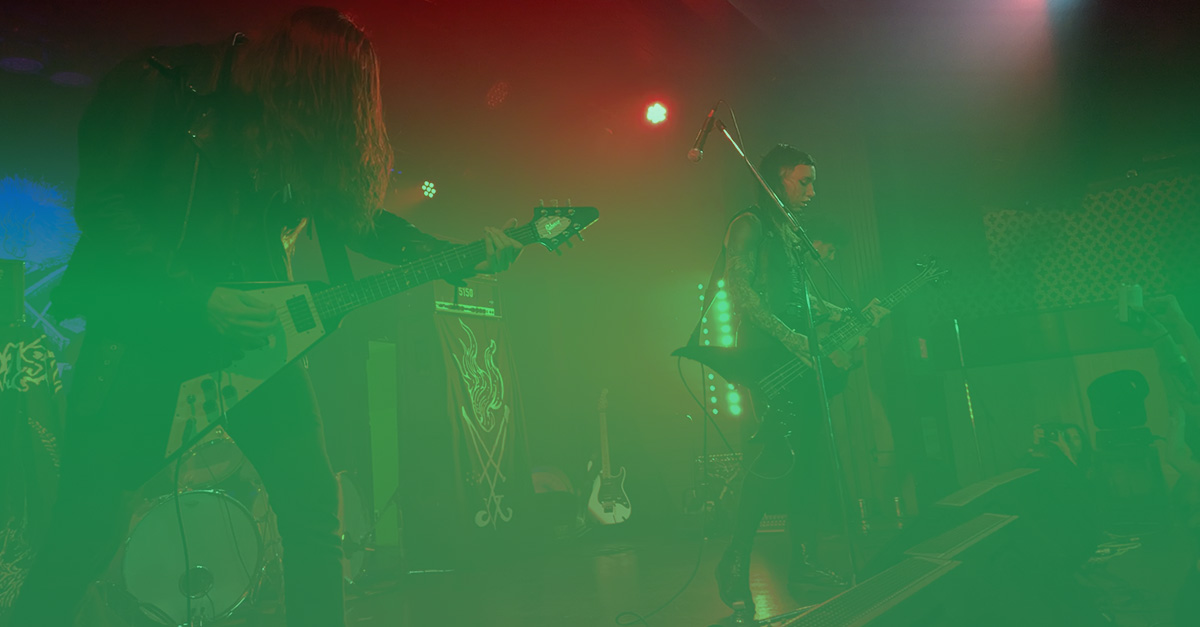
704, 601, 818, 627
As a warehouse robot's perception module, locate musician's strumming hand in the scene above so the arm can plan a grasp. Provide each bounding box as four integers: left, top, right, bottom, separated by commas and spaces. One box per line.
830, 336, 868, 370
782, 331, 813, 365
207, 287, 279, 350
475, 218, 523, 273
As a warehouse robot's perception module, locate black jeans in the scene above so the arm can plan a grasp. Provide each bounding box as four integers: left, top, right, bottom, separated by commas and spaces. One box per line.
9, 333, 344, 627
730, 407, 836, 558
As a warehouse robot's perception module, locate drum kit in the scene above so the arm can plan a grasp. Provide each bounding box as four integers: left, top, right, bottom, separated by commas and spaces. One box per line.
105, 428, 373, 627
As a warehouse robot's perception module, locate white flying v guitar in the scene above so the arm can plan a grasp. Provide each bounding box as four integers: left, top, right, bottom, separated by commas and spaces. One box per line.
163, 205, 599, 463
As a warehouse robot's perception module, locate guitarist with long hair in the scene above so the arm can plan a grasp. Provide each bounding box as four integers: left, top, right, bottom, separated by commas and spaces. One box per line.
10, 8, 522, 627
711, 144, 888, 611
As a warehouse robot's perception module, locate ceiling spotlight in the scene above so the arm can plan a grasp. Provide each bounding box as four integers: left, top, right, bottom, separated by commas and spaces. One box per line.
486, 80, 510, 109
422, 180, 437, 198
646, 102, 668, 125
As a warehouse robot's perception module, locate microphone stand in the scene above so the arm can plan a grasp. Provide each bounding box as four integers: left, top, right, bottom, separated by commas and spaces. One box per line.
712, 119, 863, 587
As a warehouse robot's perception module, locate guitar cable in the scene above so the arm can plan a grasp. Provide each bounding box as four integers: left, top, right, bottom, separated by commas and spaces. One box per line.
676, 357, 737, 454
614, 116, 756, 625
174, 442, 195, 625
173, 368, 256, 627
613, 535, 708, 627
609, 362, 735, 626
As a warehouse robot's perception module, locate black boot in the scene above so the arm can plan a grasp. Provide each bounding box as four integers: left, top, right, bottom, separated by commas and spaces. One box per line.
715, 545, 755, 611
787, 547, 847, 595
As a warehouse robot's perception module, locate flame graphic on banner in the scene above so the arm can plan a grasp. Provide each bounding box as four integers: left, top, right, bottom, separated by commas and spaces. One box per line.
451, 319, 513, 528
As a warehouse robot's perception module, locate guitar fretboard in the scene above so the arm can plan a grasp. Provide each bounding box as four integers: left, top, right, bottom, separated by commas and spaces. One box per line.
312, 224, 538, 322
821, 271, 931, 352
760, 269, 937, 394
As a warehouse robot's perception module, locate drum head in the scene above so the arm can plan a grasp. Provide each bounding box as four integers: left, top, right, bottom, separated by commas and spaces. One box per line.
122, 491, 262, 625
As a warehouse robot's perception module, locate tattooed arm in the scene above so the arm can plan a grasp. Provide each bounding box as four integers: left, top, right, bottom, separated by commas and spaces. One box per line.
724, 213, 811, 360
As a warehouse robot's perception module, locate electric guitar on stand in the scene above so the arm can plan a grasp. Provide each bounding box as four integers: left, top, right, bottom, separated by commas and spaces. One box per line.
588, 389, 632, 525
163, 205, 599, 466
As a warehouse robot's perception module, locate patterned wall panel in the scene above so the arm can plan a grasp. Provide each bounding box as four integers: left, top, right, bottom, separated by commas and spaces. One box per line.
934, 173, 1200, 320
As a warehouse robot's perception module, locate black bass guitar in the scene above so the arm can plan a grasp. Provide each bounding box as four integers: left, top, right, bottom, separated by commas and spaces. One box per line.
672, 261, 946, 411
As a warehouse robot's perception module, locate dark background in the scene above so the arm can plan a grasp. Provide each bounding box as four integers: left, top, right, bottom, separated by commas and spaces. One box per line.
3, 0, 1199, 530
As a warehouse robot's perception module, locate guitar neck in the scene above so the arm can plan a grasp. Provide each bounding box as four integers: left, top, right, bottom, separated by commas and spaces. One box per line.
757, 272, 933, 394
820, 273, 928, 353
598, 409, 613, 478
313, 224, 537, 323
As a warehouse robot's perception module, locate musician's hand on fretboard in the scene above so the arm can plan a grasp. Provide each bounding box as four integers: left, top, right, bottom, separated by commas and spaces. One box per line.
474, 218, 524, 273
863, 298, 890, 327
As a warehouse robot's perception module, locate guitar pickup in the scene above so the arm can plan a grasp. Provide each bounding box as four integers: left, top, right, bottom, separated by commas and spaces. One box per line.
286, 295, 317, 333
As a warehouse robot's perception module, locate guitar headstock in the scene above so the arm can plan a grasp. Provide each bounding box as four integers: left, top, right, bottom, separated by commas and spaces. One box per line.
529, 205, 598, 254
598, 388, 609, 413
914, 258, 950, 286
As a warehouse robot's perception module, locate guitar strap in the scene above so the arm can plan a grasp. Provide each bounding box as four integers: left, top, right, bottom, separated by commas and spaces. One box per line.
313, 215, 357, 285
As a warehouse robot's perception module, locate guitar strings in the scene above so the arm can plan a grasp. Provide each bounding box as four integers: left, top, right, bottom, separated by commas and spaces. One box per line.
312, 223, 540, 317
244, 220, 574, 351
755, 272, 931, 397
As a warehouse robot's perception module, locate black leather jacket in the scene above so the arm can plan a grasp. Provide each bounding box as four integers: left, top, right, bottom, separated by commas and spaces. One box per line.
54, 40, 456, 349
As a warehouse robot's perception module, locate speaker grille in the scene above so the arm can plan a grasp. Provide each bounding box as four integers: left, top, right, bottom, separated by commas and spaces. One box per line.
935, 467, 1038, 508
781, 557, 958, 627
905, 513, 1017, 561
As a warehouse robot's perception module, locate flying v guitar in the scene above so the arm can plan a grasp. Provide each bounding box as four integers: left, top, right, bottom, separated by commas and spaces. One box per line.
163, 205, 599, 462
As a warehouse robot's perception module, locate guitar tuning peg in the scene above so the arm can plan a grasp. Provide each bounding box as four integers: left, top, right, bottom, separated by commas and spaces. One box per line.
566, 240, 574, 248
539, 199, 545, 207
552, 199, 559, 207
577, 233, 585, 242
566, 198, 572, 207
554, 248, 563, 257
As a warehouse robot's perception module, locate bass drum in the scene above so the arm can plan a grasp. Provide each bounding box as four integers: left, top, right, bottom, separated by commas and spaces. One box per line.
122, 490, 264, 625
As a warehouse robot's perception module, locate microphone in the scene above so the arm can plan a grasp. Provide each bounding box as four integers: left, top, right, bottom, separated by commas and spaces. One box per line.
686, 102, 719, 163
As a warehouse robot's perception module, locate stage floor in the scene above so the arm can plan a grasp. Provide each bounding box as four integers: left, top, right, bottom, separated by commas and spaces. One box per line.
224, 520, 1192, 627
61, 519, 1193, 627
